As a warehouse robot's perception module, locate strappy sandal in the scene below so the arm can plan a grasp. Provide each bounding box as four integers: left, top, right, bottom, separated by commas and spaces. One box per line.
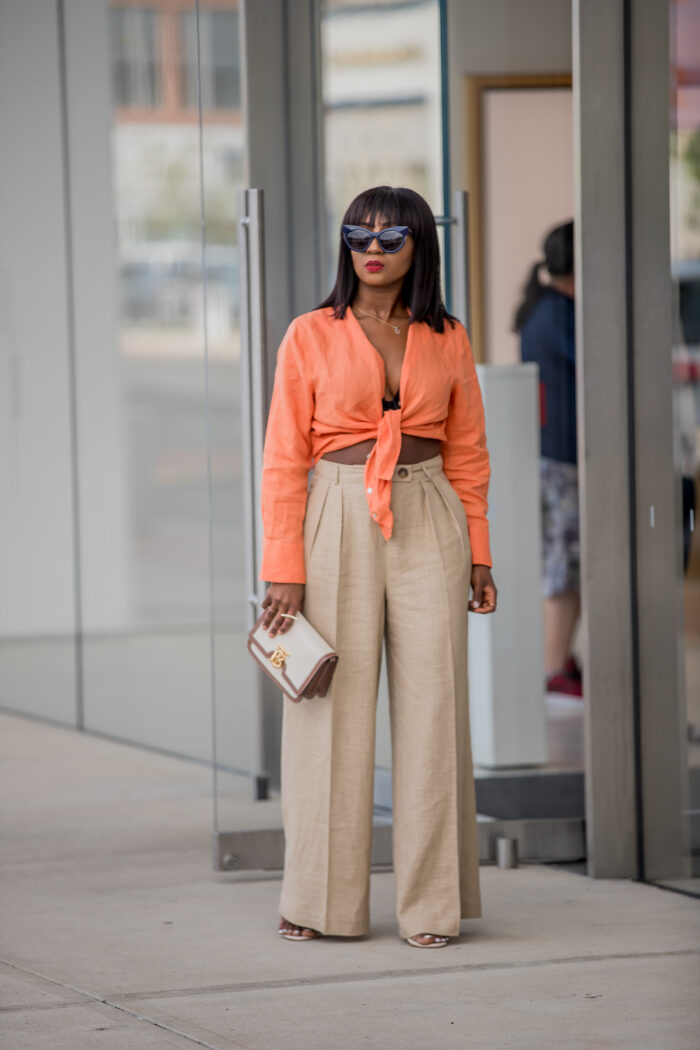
406, 933, 450, 948
278, 917, 321, 941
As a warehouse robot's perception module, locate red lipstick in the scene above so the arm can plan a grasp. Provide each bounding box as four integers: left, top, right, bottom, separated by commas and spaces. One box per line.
365, 261, 384, 272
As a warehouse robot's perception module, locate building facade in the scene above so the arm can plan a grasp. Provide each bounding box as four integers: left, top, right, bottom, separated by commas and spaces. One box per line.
0, 0, 697, 894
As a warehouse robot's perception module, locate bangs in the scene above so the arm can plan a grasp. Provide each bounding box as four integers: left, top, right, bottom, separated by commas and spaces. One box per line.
343, 187, 413, 230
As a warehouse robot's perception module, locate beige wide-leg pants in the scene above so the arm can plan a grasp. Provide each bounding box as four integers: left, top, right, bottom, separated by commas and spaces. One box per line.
279, 454, 481, 940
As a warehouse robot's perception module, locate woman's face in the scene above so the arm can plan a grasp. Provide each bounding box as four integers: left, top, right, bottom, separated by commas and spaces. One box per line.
349, 214, 415, 290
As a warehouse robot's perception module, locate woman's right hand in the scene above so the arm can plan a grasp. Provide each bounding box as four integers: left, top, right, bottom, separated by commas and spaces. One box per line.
261, 583, 305, 638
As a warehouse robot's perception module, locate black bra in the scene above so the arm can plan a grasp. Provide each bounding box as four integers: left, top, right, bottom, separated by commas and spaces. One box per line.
382, 389, 401, 413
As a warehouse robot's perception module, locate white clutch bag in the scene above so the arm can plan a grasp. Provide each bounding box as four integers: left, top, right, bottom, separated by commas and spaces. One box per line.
247, 610, 338, 703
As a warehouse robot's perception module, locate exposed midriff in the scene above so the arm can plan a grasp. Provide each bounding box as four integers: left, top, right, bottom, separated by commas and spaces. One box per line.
321, 434, 442, 465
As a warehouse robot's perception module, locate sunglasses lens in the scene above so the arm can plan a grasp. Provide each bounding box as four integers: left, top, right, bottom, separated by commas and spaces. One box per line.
378, 229, 405, 252
344, 228, 373, 252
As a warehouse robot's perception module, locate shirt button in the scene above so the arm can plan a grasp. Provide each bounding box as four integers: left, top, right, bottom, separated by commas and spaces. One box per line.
366, 487, 372, 494
398, 467, 409, 478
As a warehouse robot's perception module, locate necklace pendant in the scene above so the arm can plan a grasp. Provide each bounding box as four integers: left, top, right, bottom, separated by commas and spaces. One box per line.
393, 325, 400, 334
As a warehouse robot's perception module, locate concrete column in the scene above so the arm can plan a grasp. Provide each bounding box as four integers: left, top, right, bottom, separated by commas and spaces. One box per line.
572, 0, 638, 877
630, 0, 688, 882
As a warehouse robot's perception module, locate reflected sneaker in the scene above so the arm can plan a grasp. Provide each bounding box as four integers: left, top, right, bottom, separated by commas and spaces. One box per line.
563, 655, 582, 682
547, 670, 583, 697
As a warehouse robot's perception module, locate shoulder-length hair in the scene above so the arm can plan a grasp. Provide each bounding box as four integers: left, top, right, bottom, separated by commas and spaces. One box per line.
318, 185, 457, 333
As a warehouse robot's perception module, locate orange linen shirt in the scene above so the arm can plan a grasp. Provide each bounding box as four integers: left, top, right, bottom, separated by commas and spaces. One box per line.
260, 305, 492, 584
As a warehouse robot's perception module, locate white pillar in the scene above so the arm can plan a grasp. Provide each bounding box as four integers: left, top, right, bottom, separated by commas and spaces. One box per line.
468, 365, 547, 768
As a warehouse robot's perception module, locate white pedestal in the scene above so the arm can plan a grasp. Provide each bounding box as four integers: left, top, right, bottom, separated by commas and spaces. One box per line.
468, 364, 547, 768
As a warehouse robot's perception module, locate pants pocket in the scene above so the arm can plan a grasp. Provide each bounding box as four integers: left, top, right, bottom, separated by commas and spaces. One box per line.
303, 473, 331, 562
430, 472, 471, 560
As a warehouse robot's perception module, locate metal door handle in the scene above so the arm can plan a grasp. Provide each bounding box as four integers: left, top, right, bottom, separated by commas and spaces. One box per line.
238, 188, 268, 627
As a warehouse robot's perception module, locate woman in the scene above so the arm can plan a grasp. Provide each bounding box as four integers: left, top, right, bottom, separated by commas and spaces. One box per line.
259, 185, 497, 948
513, 220, 581, 697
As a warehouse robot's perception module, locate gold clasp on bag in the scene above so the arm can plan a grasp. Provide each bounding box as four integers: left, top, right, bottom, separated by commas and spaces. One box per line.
269, 644, 290, 670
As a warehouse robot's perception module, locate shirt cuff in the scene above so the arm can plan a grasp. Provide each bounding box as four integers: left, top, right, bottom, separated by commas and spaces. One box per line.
259, 538, 306, 585
467, 522, 492, 568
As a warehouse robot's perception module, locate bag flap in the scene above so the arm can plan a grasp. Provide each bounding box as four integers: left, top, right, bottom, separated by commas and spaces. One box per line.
248, 612, 336, 694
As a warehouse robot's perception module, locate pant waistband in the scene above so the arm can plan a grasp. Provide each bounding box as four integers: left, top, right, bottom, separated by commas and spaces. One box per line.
313, 453, 444, 484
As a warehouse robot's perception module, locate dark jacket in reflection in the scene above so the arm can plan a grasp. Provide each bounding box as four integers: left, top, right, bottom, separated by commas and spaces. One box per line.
520, 287, 577, 465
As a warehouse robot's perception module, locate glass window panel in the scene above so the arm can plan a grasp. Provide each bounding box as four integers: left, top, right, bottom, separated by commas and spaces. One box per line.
60, 0, 251, 781
110, 6, 160, 108
321, 0, 446, 803
0, 0, 79, 723
321, 0, 444, 290
321, 2, 582, 832
659, 0, 700, 895
181, 9, 241, 110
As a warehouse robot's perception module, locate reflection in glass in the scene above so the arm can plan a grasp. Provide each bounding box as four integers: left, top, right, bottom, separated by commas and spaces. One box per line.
109, 0, 242, 627
319, 0, 446, 800
319, 4, 582, 834
515, 222, 580, 700
667, 0, 700, 893
75, 0, 251, 775
110, 7, 160, 108
480, 77, 579, 777
181, 9, 241, 110
321, 0, 444, 289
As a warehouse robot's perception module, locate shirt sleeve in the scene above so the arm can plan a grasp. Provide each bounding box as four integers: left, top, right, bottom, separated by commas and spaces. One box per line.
259, 318, 315, 584
441, 325, 493, 568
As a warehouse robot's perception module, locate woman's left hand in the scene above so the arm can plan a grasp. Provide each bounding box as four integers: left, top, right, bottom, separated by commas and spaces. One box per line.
469, 565, 497, 613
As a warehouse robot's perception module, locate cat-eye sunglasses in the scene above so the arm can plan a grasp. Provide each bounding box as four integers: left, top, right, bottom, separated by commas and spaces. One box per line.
341, 224, 413, 254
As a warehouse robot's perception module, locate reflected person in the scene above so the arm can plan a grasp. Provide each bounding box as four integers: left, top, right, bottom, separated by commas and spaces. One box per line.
514, 220, 581, 697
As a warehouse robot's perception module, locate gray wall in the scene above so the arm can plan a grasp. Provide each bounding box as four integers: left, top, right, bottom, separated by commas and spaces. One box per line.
0, 0, 79, 721
446, 0, 572, 195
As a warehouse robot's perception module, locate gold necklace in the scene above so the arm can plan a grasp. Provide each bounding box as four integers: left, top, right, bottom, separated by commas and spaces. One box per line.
354, 309, 406, 335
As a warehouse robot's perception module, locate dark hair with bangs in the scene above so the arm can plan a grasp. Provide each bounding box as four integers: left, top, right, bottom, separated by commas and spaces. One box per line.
318, 185, 457, 333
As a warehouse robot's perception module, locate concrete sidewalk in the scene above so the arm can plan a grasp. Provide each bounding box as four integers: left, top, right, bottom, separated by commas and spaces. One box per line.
1, 710, 698, 1050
